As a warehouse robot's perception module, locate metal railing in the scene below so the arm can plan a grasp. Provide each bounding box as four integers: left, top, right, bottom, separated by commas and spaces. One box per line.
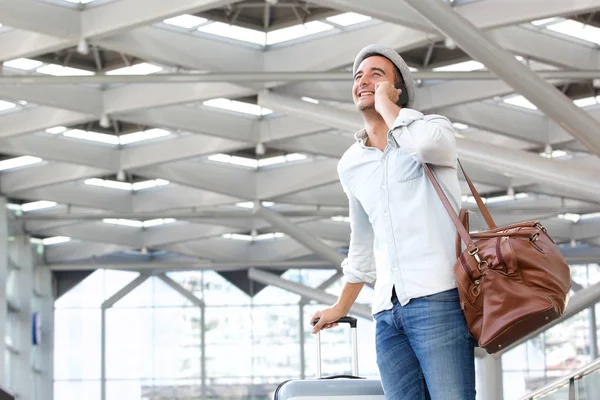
520, 357, 600, 399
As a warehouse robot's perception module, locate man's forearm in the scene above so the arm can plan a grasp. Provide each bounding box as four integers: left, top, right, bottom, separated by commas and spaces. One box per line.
376, 98, 402, 129
335, 281, 366, 314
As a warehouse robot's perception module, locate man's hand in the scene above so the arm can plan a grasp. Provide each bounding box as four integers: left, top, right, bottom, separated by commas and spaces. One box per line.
310, 305, 347, 334
374, 82, 402, 114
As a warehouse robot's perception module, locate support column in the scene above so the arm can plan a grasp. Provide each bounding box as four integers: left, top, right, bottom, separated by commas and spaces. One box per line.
0, 197, 7, 387
100, 274, 150, 400
253, 205, 345, 267
299, 303, 305, 380
403, 0, 600, 157
590, 305, 598, 360
32, 253, 54, 400
248, 268, 371, 319
477, 355, 503, 400
7, 234, 35, 400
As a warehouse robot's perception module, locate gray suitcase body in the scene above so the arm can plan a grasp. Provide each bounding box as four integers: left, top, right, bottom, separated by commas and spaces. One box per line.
274, 317, 385, 399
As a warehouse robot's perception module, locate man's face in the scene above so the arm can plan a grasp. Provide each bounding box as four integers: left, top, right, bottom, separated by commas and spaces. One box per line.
352, 55, 396, 111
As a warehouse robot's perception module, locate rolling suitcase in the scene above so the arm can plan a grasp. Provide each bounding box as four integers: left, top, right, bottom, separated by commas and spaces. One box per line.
274, 316, 384, 399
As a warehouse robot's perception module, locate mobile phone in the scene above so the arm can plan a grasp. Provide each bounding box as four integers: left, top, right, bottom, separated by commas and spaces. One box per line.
395, 83, 409, 107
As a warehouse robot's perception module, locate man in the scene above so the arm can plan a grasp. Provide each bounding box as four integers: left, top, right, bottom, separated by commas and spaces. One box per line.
310, 45, 476, 399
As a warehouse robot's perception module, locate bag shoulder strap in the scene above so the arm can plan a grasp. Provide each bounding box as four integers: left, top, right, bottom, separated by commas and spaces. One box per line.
422, 160, 497, 249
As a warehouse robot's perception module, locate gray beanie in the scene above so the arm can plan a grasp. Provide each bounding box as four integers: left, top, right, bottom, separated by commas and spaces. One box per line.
353, 44, 415, 109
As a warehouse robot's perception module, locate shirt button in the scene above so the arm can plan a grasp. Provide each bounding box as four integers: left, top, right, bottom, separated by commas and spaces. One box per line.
384, 211, 388, 216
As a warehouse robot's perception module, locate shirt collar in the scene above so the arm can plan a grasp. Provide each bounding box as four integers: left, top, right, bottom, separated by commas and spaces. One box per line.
354, 128, 400, 149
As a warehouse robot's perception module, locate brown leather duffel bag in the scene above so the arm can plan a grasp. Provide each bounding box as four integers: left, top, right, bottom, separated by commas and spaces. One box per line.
424, 162, 571, 354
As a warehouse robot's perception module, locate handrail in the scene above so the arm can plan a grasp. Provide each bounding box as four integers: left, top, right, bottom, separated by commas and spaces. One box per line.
520, 357, 600, 399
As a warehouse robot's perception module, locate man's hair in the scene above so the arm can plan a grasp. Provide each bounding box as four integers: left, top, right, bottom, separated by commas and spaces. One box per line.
362, 52, 404, 85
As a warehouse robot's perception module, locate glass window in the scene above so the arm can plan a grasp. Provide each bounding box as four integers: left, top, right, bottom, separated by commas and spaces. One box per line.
54, 380, 101, 400
54, 309, 101, 380
55, 270, 139, 309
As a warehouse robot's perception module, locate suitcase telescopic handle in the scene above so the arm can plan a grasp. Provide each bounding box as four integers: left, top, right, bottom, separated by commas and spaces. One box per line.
312, 316, 359, 379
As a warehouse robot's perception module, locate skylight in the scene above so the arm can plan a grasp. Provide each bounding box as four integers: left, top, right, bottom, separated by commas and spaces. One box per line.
62, 0, 96, 3
326, 12, 372, 27
540, 149, 568, 159
331, 216, 350, 223
557, 213, 581, 223
84, 178, 169, 191
266, 21, 334, 45
531, 18, 560, 26
573, 96, 600, 108
503, 95, 537, 110
580, 212, 600, 221
208, 153, 307, 169
118, 129, 171, 145
3, 58, 43, 70
452, 122, 469, 130
36, 64, 94, 76
545, 20, 600, 45
103, 218, 176, 228
198, 22, 266, 45
222, 232, 285, 242
163, 14, 208, 29
432, 60, 485, 72
21, 200, 57, 212
106, 63, 163, 76
203, 98, 272, 116
49, 128, 171, 145
0, 156, 43, 171
235, 201, 274, 208
0, 100, 16, 112
30, 236, 71, 246
64, 129, 119, 145
301, 96, 320, 104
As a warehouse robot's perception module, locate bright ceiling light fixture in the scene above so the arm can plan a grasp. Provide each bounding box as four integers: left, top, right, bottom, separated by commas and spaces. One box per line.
119, 129, 171, 145
106, 63, 163, 76
102, 218, 176, 228
0, 100, 16, 112
36, 64, 94, 76
198, 22, 266, 45
545, 19, 600, 45
266, 21, 334, 45
163, 14, 208, 29
326, 12, 372, 26
64, 129, 119, 145
21, 201, 58, 212
502, 95, 538, 110
84, 178, 170, 191
3, 58, 43, 70
432, 60, 485, 72
0, 156, 43, 171
203, 98, 272, 116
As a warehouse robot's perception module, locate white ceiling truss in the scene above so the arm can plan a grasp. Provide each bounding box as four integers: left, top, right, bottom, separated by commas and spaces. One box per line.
1, 0, 600, 295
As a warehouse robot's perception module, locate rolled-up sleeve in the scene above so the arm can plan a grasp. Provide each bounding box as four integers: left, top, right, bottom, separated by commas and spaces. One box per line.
388, 108, 457, 168
340, 180, 376, 284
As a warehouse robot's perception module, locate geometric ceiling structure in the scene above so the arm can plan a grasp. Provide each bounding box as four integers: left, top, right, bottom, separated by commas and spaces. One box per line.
2, 0, 600, 295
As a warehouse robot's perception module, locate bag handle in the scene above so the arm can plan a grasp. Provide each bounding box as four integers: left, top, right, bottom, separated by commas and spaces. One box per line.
422, 160, 497, 253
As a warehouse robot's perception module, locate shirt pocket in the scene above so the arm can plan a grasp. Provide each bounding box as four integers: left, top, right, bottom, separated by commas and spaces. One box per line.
395, 151, 423, 182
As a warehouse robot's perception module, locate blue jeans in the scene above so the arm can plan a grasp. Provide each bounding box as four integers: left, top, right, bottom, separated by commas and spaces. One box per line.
373, 288, 476, 399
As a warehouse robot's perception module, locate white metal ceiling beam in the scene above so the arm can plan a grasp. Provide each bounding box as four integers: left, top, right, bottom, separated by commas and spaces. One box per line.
1, 134, 119, 171
45, 241, 133, 264
30, 222, 142, 248
103, 82, 253, 114
265, 0, 600, 72
0, 86, 102, 115
0, 30, 75, 62
15, 183, 133, 213
132, 185, 239, 213
489, 26, 600, 70
120, 134, 249, 171
95, 26, 263, 72
165, 239, 250, 261
143, 223, 241, 248
116, 106, 259, 143
404, 0, 600, 156
81, 0, 240, 39
0, 0, 80, 38
257, 159, 340, 199
138, 160, 255, 199
258, 92, 600, 202
0, 107, 94, 140
0, 163, 109, 194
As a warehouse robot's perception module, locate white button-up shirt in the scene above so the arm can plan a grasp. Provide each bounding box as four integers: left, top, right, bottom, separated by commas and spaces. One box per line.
338, 108, 462, 315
